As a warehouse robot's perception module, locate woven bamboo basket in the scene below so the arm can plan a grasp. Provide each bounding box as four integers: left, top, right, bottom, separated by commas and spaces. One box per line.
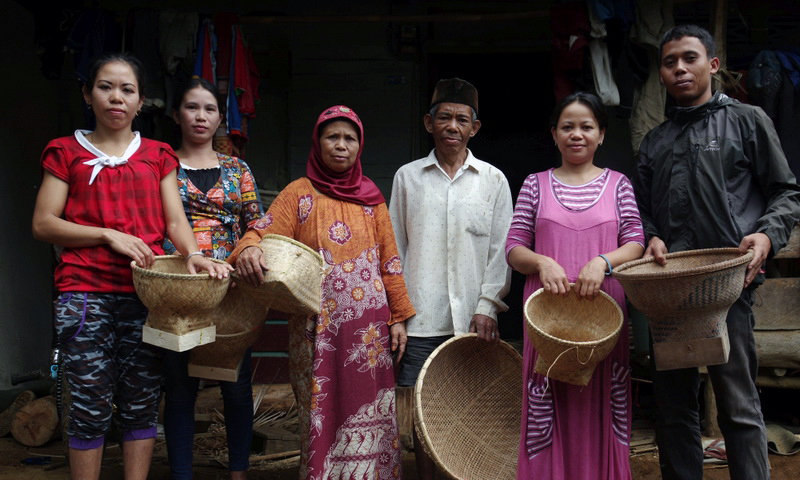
188, 286, 268, 381
235, 234, 323, 316
189, 325, 263, 380
613, 248, 753, 370
131, 256, 231, 351
414, 334, 522, 480
524, 288, 623, 386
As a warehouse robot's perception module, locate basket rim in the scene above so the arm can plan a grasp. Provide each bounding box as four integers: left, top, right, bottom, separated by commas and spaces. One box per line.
260, 233, 323, 263
612, 247, 753, 280
524, 288, 623, 347
130, 255, 230, 280
413, 333, 521, 479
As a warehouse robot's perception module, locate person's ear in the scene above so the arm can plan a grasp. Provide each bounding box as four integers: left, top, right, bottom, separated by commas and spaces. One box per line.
709, 56, 721, 75
423, 114, 433, 134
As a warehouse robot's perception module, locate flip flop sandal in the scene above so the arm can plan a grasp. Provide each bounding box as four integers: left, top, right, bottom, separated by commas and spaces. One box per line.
703, 438, 728, 461
766, 423, 800, 456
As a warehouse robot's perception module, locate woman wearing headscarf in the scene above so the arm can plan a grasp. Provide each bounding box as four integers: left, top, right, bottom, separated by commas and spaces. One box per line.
230, 105, 415, 479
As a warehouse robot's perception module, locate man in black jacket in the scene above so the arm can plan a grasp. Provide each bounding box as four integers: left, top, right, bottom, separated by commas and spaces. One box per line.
635, 25, 800, 480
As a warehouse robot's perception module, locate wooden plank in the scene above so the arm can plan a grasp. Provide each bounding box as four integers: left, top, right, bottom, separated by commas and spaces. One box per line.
775, 224, 800, 259
753, 278, 800, 330
755, 330, 800, 368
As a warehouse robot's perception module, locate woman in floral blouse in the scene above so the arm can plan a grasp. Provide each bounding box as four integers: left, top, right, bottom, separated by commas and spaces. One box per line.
231, 105, 415, 480
162, 78, 264, 480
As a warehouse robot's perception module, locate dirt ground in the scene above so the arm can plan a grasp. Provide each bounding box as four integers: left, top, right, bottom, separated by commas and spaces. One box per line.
3, 437, 800, 479
3, 383, 800, 479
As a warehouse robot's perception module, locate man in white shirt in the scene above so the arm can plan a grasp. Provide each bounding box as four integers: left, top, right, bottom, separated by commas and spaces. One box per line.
389, 78, 512, 478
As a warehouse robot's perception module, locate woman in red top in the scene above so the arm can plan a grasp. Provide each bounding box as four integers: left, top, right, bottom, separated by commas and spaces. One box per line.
32, 53, 230, 480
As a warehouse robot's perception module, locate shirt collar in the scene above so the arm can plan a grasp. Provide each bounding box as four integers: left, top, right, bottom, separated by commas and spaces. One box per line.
422, 148, 481, 173
74, 129, 141, 185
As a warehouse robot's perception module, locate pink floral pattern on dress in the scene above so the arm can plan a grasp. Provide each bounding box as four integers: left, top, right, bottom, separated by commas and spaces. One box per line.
317, 388, 401, 480
253, 212, 273, 230
328, 220, 352, 245
298, 194, 313, 224
363, 206, 375, 217
319, 246, 389, 335
383, 255, 403, 275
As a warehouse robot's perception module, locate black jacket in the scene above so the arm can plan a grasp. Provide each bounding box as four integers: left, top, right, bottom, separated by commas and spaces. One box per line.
635, 92, 800, 255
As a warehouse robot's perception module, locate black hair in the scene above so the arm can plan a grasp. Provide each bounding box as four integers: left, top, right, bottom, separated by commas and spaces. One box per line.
318, 117, 361, 141
659, 24, 716, 59
85, 53, 146, 97
549, 92, 608, 130
173, 77, 222, 112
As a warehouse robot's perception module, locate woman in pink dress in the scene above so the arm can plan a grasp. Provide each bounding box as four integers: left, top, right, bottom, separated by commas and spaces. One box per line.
506, 92, 645, 480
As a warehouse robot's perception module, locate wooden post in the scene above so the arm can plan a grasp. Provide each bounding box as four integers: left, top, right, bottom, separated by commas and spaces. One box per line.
711, 0, 728, 92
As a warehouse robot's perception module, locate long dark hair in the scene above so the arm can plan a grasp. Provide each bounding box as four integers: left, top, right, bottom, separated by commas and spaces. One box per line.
550, 92, 608, 130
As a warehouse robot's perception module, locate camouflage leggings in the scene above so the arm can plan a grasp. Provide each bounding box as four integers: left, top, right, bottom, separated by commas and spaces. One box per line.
54, 292, 162, 448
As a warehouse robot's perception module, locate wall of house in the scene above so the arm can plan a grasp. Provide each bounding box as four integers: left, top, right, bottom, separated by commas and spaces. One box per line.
0, 0, 66, 388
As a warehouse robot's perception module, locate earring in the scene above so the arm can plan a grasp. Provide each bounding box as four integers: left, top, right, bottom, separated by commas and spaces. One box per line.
599, 142, 603, 146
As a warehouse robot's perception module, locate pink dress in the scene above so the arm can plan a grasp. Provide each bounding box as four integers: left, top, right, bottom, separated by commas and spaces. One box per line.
512, 169, 633, 480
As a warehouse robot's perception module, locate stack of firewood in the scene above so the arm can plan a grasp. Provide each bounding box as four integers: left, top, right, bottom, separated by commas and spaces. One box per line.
0, 391, 60, 447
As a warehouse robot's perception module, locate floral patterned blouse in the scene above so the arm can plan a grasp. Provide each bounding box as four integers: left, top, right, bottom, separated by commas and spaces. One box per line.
165, 153, 263, 260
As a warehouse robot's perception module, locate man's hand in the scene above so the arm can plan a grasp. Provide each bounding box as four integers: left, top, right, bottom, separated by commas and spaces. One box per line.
644, 236, 668, 266
235, 246, 268, 286
469, 314, 499, 343
739, 232, 771, 287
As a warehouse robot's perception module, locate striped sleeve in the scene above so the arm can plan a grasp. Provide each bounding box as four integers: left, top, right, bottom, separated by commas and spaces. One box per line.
616, 175, 645, 247
505, 173, 539, 258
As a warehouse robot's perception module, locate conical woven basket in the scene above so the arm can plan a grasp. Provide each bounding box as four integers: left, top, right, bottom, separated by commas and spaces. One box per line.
613, 248, 753, 370
189, 324, 263, 371
235, 234, 323, 316
414, 334, 521, 480
524, 288, 623, 386
131, 255, 231, 335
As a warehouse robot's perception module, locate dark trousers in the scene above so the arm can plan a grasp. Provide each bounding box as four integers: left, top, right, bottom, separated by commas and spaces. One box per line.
653, 291, 769, 480
162, 349, 254, 478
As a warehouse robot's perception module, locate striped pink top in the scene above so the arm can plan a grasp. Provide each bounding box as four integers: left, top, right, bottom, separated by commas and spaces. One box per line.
505, 169, 645, 256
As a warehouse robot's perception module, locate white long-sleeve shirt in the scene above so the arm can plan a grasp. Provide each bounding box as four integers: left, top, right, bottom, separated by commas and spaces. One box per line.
389, 149, 513, 337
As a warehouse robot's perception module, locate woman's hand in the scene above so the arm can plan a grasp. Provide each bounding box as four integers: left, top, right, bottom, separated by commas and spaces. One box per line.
644, 236, 668, 265
187, 255, 233, 278
103, 229, 155, 268
537, 256, 570, 294
575, 256, 607, 297
235, 246, 268, 286
390, 322, 407, 365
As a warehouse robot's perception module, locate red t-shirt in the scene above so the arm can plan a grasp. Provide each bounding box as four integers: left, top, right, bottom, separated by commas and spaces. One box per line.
41, 134, 179, 293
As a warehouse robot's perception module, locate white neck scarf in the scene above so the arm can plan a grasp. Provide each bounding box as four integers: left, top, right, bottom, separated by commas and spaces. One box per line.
75, 130, 141, 185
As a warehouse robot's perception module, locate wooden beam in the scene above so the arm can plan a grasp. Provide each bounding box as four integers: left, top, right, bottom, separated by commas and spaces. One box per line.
711, 0, 728, 68
242, 11, 548, 24
753, 278, 800, 330
775, 224, 800, 259
755, 330, 800, 368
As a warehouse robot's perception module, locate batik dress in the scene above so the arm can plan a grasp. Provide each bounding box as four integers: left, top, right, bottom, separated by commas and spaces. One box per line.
507, 169, 643, 480
165, 153, 263, 259
233, 177, 415, 480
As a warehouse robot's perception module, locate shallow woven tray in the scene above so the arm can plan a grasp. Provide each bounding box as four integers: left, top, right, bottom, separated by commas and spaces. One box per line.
525, 288, 623, 386
131, 255, 231, 334
414, 334, 521, 480
235, 234, 323, 316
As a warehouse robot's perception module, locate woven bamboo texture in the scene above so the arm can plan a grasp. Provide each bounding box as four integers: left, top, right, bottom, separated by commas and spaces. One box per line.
414, 334, 521, 480
235, 234, 323, 316
131, 255, 231, 335
190, 324, 264, 370
613, 248, 752, 343
524, 288, 623, 386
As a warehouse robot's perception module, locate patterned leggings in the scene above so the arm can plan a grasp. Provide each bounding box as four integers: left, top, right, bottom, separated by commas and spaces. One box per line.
54, 292, 162, 449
